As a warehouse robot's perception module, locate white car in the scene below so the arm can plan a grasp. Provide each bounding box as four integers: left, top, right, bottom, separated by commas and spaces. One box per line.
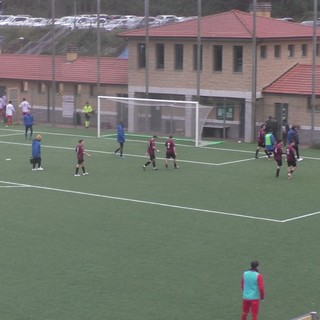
154, 15, 179, 25
25, 17, 49, 28
104, 18, 129, 31
78, 17, 109, 29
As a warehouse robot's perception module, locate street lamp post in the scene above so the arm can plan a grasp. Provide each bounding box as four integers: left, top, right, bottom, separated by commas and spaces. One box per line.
311, 0, 317, 145
51, 0, 56, 125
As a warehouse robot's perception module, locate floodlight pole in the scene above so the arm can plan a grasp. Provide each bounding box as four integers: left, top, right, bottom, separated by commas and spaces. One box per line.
251, 0, 257, 142
196, 0, 201, 102
311, 0, 317, 145
144, 0, 150, 98
51, 0, 56, 126
97, 0, 101, 97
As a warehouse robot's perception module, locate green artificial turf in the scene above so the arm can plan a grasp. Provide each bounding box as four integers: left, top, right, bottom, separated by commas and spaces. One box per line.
0, 124, 319, 320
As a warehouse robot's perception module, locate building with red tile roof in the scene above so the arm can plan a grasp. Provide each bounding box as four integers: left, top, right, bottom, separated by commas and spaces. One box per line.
0, 54, 128, 127
120, 10, 320, 143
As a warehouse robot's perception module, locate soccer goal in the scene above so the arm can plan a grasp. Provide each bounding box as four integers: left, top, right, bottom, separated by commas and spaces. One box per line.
97, 96, 214, 147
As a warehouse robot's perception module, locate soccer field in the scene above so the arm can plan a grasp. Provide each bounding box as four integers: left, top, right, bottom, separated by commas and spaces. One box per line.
1, 125, 319, 320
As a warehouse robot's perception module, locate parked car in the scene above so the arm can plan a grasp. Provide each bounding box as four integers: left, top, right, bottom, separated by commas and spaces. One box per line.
78, 17, 109, 29
154, 15, 179, 25
125, 16, 156, 29
301, 20, 320, 27
59, 16, 90, 29
25, 17, 49, 28
8, 16, 31, 26
104, 18, 129, 31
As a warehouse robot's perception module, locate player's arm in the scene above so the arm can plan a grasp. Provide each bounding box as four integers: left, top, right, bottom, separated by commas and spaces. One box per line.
257, 274, 265, 300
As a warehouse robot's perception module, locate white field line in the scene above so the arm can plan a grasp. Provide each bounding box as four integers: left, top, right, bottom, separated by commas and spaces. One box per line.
0, 140, 254, 166
281, 211, 320, 223
0, 180, 283, 223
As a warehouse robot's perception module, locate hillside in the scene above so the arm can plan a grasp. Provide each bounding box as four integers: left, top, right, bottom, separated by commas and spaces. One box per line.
0, 27, 127, 57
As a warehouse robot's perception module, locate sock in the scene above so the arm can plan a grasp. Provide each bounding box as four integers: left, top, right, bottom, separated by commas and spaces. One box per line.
152, 161, 156, 168
114, 148, 120, 154
75, 168, 79, 174
144, 161, 151, 167
165, 164, 168, 169
82, 167, 85, 173
276, 168, 280, 176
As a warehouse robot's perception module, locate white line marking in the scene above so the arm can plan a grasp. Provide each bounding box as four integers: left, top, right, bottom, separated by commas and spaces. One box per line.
282, 211, 320, 223
0, 180, 283, 223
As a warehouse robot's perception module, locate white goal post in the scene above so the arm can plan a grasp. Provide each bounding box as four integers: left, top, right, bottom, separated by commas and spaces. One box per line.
97, 96, 214, 146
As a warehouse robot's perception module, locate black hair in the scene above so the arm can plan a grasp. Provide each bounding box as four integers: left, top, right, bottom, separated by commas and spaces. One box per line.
251, 260, 259, 269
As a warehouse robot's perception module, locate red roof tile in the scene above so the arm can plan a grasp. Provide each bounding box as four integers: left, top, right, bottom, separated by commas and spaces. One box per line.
121, 10, 320, 40
263, 64, 320, 95
0, 54, 128, 85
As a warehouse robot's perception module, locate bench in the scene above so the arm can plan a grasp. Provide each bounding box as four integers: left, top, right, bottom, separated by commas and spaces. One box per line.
203, 124, 230, 139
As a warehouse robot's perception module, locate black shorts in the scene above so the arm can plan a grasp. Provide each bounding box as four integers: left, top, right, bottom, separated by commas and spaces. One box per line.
149, 152, 156, 161
287, 160, 296, 167
257, 142, 265, 148
77, 158, 84, 165
275, 159, 282, 166
166, 151, 176, 159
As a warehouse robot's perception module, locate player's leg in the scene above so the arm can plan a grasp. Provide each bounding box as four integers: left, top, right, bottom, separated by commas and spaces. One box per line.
25, 126, 28, 139
255, 146, 260, 158
165, 152, 169, 169
75, 160, 82, 176
30, 125, 33, 139
119, 142, 124, 157
250, 300, 260, 320
241, 300, 250, 320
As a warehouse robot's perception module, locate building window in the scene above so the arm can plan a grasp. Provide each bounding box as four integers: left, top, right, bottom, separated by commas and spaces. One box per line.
193, 44, 203, 71
75, 84, 82, 95
137, 43, 146, 68
233, 46, 243, 72
260, 45, 267, 59
288, 44, 295, 58
308, 97, 320, 112
156, 43, 165, 69
174, 44, 183, 70
301, 44, 308, 57
90, 85, 96, 97
216, 105, 234, 121
58, 83, 64, 95
21, 81, 28, 92
213, 45, 223, 71
274, 45, 281, 58
38, 82, 46, 94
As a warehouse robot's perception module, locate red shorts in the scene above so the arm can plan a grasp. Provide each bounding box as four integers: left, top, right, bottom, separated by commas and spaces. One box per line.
242, 299, 260, 316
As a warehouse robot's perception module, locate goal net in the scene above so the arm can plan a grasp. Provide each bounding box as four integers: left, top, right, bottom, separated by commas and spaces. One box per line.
97, 96, 214, 147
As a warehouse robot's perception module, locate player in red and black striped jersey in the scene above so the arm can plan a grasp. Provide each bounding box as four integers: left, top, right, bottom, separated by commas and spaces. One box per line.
273, 140, 283, 177
75, 139, 90, 176
142, 135, 159, 171
165, 134, 179, 169
255, 124, 268, 159
286, 141, 297, 180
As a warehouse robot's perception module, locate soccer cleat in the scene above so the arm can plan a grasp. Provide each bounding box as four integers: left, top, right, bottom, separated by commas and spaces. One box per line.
297, 157, 303, 161
37, 167, 44, 171
120, 156, 125, 159
287, 173, 292, 180
83, 172, 89, 175
32, 168, 37, 171
174, 166, 179, 169
142, 165, 146, 171
74, 174, 81, 176
153, 167, 158, 170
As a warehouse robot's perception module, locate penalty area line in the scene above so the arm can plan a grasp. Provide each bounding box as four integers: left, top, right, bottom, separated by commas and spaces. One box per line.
0, 180, 282, 223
